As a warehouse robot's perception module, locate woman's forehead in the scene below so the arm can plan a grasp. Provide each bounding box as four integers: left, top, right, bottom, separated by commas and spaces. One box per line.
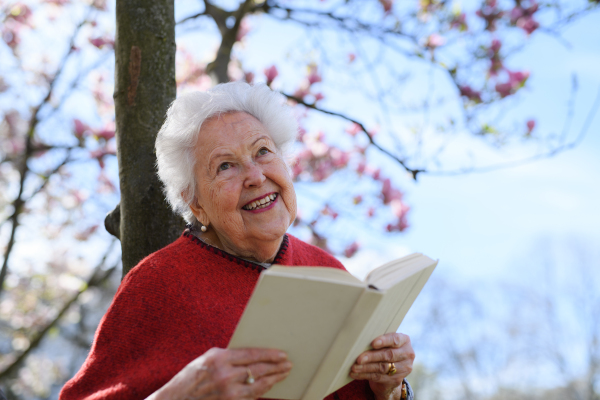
196, 112, 273, 156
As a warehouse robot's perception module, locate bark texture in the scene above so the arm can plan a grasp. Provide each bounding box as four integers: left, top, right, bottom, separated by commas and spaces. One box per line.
114, 0, 184, 277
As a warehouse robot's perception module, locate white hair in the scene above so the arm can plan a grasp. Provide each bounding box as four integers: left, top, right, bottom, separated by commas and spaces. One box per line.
155, 81, 298, 224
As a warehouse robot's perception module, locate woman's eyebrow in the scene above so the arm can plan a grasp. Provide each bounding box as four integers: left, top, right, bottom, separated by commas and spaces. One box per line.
250, 135, 273, 147
207, 150, 234, 170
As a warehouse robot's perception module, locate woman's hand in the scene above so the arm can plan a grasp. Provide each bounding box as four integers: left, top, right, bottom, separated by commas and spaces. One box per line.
148, 348, 292, 400
350, 333, 415, 400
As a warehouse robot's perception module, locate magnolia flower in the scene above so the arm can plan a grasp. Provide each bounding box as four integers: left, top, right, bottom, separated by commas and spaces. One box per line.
264, 65, 278, 86
526, 119, 536, 135
344, 242, 360, 258
459, 85, 482, 103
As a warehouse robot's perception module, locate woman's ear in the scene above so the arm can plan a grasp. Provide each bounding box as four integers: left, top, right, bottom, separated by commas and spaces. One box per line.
188, 196, 210, 227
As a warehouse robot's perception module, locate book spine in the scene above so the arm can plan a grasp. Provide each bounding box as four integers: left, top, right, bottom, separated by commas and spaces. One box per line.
301, 289, 384, 400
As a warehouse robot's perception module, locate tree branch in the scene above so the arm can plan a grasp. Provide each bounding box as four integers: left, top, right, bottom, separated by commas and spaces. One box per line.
281, 93, 424, 179
0, 15, 87, 298
428, 84, 600, 176
0, 240, 118, 380
204, 0, 255, 84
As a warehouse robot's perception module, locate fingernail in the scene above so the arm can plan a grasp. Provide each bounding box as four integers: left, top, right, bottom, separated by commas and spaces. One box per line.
362, 356, 368, 363
374, 340, 382, 347
278, 351, 287, 360
353, 365, 363, 372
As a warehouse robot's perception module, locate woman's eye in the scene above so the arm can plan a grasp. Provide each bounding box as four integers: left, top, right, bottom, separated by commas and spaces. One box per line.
218, 163, 231, 171
258, 147, 270, 156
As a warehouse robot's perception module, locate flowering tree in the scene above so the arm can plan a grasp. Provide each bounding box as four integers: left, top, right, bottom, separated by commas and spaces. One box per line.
0, 0, 598, 395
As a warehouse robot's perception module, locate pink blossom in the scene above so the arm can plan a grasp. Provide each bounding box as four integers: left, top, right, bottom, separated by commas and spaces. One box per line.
308, 69, 322, 86
526, 119, 536, 134
264, 65, 278, 86
476, 0, 504, 32
381, 178, 403, 205
367, 207, 375, 218
74, 119, 91, 138
390, 199, 409, 218
90, 148, 116, 169
356, 161, 366, 175
353, 195, 362, 205
495, 82, 513, 98
425, 33, 446, 48
345, 123, 362, 137
378, 0, 394, 13
510, 1, 540, 34
2, 26, 21, 49
314, 92, 324, 102
236, 18, 250, 42
321, 205, 338, 220
459, 85, 482, 103
517, 16, 539, 34
91, 0, 107, 10
344, 242, 360, 258
495, 70, 529, 97
450, 13, 468, 31
372, 168, 381, 181
95, 129, 115, 140
293, 86, 310, 100
348, 53, 356, 63
7, 4, 32, 25
330, 148, 350, 168
490, 39, 502, 54
89, 37, 114, 49
386, 215, 409, 232
244, 71, 254, 84
508, 70, 529, 85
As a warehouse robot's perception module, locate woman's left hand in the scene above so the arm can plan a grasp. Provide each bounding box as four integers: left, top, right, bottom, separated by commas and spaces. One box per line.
350, 333, 415, 400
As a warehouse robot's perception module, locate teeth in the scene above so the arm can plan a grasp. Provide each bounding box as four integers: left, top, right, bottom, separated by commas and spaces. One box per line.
244, 194, 277, 210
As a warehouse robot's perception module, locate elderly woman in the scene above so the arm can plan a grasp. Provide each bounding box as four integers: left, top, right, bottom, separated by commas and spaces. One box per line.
61, 82, 415, 400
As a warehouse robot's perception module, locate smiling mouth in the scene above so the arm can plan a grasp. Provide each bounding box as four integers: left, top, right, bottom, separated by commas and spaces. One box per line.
242, 193, 278, 210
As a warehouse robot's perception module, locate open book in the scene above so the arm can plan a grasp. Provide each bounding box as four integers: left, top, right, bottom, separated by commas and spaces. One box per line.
228, 253, 438, 400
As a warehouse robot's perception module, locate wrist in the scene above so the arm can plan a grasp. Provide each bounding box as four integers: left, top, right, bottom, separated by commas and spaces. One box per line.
371, 379, 411, 400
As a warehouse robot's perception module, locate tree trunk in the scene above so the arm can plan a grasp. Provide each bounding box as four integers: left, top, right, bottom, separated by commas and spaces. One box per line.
114, 0, 184, 277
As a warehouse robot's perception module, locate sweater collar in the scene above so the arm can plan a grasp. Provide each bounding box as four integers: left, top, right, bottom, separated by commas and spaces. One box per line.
182, 227, 290, 271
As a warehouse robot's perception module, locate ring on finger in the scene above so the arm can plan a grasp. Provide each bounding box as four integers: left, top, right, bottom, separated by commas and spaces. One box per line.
245, 367, 255, 384
387, 362, 397, 376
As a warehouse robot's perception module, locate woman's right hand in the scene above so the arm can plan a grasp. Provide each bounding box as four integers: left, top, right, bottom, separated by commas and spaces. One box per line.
148, 348, 292, 400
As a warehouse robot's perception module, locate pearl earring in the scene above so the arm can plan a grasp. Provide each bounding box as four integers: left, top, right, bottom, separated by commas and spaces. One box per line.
201, 225, 207, 232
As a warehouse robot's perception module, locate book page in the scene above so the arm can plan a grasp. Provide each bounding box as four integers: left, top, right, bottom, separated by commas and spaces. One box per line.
228, 270, 365, 399
367, 254, 436, 290
324, 259, 438, 397
268, 265, 364, 286
365, 253, 423, 285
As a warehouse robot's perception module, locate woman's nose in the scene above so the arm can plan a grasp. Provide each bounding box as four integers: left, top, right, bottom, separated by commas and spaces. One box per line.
243, 162, 266, 188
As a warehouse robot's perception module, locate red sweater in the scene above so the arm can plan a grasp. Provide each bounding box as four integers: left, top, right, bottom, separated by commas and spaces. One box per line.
61, 231, 376, 400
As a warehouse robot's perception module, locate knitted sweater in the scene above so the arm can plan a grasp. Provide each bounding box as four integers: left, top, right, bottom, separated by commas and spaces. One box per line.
60, 231, 377, 400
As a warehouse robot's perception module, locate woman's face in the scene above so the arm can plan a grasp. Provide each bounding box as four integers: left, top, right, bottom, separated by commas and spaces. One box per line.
190, 112, 297, 262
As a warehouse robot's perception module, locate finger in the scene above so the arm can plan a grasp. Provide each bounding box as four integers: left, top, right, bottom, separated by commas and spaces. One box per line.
371, 333, 409, 350
349, 371, 393, 382
352, 360, 413, 377
236, 371, 292, 399
356, 346, 410, 365
227, 348, 288, 365
235, 361, 293, 383
351, 361, 393, 375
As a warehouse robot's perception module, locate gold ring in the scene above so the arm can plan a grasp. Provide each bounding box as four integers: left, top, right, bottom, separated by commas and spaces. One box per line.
245, 367, 255, 384
387, 362, 397, 376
